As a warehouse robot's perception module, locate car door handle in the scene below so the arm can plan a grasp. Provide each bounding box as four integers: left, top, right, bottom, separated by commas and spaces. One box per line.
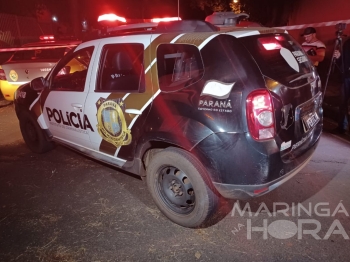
125, 109, 142, 115
71, 103, 83, 111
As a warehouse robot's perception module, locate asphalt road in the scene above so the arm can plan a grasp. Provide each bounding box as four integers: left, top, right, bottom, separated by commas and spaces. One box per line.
1, 104, 350, 262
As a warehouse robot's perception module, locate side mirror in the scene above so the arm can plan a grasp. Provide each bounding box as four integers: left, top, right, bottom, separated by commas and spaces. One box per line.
31, 77, 45, 91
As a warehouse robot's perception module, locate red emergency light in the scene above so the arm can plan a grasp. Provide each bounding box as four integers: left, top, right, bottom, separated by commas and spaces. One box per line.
258, 37, 282, 50
275, 35, 285, 41
151, 17, 181, 22
39, 35, 55, 41
98, 14, 126, 23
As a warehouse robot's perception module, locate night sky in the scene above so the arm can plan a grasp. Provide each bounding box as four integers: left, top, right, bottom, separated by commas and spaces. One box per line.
0, 0, 206, 24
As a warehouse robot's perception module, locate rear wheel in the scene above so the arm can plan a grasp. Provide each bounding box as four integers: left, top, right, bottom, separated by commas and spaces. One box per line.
146, 147, 219, 228
19, 111, 54, 153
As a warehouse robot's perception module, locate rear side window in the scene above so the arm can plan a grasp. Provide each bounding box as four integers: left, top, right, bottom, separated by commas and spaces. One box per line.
97, 43, 145, 93
200, 35, 255, 85
239, 34, 315, 87
157, 44, 204, 92
11, 47, 67, 61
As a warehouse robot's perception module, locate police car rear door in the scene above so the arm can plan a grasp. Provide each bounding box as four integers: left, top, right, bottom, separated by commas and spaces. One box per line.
84, 34, 152, 165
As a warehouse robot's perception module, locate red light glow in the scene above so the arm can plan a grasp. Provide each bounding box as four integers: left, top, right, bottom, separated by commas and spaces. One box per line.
275, 35, 285, 41
258, 37, 282, 50
39, 35, 55, 41
262, 42, 281, 50
98, 14, 126, 23
151, 17, 181, 22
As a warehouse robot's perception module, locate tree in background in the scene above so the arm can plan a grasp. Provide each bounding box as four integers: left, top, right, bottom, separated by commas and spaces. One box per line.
230, 0, 241, 14
189, 0, 232, 16
189, 0, 301, 26
35, 3, 52, 23
239, 0, 301, 26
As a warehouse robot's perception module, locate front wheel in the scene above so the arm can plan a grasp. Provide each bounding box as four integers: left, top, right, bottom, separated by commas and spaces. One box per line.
19, 111, 54, 153
146, 147, 219, 228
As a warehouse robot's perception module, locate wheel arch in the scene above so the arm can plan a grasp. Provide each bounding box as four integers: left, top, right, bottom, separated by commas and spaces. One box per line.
137, 137, 219, 184
141, 140, 184, 172
18, 110, 55, 153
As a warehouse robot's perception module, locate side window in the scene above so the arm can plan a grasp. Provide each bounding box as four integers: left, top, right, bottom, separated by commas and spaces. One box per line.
97, 43, 145, 92
157, 44, 204, 92
50, 46, 94, 91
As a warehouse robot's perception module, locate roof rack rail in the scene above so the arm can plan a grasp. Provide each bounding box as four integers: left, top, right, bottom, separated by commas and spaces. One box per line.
155, 20, 218, 33
82, 19, 219, 41
104, 20, 219, 34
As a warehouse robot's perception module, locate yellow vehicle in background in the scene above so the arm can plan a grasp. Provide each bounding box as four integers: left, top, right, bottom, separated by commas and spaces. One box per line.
0, 36, 80, 101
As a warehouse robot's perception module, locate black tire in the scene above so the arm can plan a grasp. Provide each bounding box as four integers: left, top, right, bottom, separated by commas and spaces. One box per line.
19, 111, 54, 153
146, 147, 219, 228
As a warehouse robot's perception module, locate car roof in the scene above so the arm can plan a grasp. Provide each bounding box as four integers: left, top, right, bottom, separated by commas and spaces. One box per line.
84, 14, 284, 42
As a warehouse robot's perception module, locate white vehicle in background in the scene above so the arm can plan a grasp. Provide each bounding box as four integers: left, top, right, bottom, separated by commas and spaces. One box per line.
0, 36, 80, 101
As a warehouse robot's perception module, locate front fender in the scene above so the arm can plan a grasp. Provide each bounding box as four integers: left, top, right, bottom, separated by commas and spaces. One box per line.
14, 83, 38, 116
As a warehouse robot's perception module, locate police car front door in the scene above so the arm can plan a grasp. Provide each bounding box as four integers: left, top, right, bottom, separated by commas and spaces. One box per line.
41, 46, 96, 148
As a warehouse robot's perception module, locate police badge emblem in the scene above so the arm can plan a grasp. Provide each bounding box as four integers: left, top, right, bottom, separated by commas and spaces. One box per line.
9, 70, 19, 81
96, 98, 132, 147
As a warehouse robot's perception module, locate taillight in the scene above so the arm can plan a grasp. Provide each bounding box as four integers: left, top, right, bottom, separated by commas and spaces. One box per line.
246, 89, 275, 140
0, 69, 6, 80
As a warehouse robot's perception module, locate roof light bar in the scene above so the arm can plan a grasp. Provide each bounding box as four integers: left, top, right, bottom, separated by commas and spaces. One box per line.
151, 17, 181, 23
39, 35, 55, 41
98, 14, 126, 23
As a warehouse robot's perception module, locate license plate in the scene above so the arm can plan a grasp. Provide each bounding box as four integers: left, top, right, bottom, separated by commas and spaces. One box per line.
302, 111, 320, 132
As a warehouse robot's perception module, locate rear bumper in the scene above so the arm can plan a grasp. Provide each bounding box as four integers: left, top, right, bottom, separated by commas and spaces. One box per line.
213, 140, 318, 200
